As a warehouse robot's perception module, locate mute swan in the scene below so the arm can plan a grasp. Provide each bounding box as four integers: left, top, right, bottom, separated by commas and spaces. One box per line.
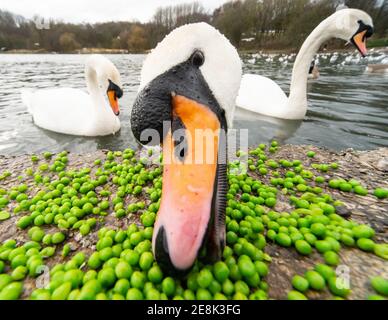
21, 54, 123, 136
308, 60, 320, 80
237, 9, 374, 120
131, 23, 242, 273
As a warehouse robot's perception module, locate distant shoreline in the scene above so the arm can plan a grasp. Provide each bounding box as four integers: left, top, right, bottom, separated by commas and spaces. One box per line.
1, 46, 388, 55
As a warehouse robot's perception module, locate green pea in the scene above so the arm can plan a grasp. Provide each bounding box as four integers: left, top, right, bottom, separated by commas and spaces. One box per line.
52, 232, 66, 244
73, 253, 86, 268
315, 240, 332, 253
10, 265, 27, 281
292, 275, 309, 292
314, 264, 335, 281
288, 290, 308, 300
352, 225, 375, 239
310, 223, 326, 238
327, 277, 350, 298
234, 280, 250, 296
80, 224, 91, 236
0, 211, 10, 221
295, 240, 312, 255
275, 233, 292, 247
370, 276, 388, 296
307, 151, 315, 158
354, 186, 368, 196
183, 289, 196, 300
197, 269, 213, 289
115, 261, 133, 279
265, 198, 276, 208
305, 270, 325, 291
130, 271, 146, 290
127, 287, 144, 300
145, 288, 160, 300
148, 265, 163, 284
99, 247, 113, 262
98, 236, 113, 250
304, 233, 317, 245
0, 282, 23, 300
220, 278, 233, 296
40, 247, 56, 258
51, 281, 72, 300
16, 216, 33, 229
113, 279, 130, 296
30, 288, 51, 300
11, 254, 27, 269
213, 261, 230, 283
138, 252, 153, 271
374, 244, 388, 260
357, 238, 375, 252
367, 295, 385, 300
63, 270, 83, 289
88, 252, 102, 269
340, 234, 355, 247
160, 277, 175, 297
3, 239, 16, 248
78, 279, 101, 300
324, 251, 339, 266
98, 268, 116, 288
62, 244, 71, 257
237, 255, 256, 278
374, 188, 388, 199
196, 288, 212, 300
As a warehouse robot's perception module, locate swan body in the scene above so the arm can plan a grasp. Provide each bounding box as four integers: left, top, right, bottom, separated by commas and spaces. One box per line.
237, 9, 373, 120
21, 54, 123, 136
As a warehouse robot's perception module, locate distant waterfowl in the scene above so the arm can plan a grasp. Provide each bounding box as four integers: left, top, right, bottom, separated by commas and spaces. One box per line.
21, 54, 123, 136
131, 23, 242, 274
308, 60, 320, 80
237, 9, 374, 120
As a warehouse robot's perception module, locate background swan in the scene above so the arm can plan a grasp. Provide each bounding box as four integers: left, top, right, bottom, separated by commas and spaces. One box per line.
21, 54, 123, 136
236, 9, 374, 120
308, 59, 320, 80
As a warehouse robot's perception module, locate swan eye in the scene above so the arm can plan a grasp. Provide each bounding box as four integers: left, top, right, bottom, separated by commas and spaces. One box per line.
191, 50, 205, 67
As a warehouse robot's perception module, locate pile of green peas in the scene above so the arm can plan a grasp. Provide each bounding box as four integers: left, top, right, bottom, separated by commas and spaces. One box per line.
0, 142, 387, 300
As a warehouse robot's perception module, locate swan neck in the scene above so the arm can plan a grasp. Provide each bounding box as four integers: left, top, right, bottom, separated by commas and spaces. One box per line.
85, 61, 107, 113
288, 17, 334, 115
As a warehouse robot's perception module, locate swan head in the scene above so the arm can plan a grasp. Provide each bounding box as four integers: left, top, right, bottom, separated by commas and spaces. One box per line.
131, 22, 242, 274
331, 9, 373, 57
85, 54, 123, 116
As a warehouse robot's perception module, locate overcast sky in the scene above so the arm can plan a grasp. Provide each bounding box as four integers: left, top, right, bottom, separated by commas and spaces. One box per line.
0, 0, 229, 23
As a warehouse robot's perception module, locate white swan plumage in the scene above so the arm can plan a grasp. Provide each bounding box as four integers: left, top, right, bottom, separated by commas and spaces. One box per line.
21, 54, 123, 136
237, 9, 374, 120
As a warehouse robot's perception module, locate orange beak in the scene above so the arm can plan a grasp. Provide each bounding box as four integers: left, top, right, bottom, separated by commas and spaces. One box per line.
107, 90, 120, 116
153, 94, 222, 272
352, 30, 368, 57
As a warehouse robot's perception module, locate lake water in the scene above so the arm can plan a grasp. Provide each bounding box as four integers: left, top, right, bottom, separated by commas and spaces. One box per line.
0, 50, 387, 155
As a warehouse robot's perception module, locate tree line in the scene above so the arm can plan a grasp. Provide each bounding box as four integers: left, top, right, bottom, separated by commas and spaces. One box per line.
0, 0, 387, 53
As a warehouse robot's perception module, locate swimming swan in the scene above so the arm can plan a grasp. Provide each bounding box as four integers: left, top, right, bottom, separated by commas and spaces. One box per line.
21, 54, 123, 136
236, 9, 374, 120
